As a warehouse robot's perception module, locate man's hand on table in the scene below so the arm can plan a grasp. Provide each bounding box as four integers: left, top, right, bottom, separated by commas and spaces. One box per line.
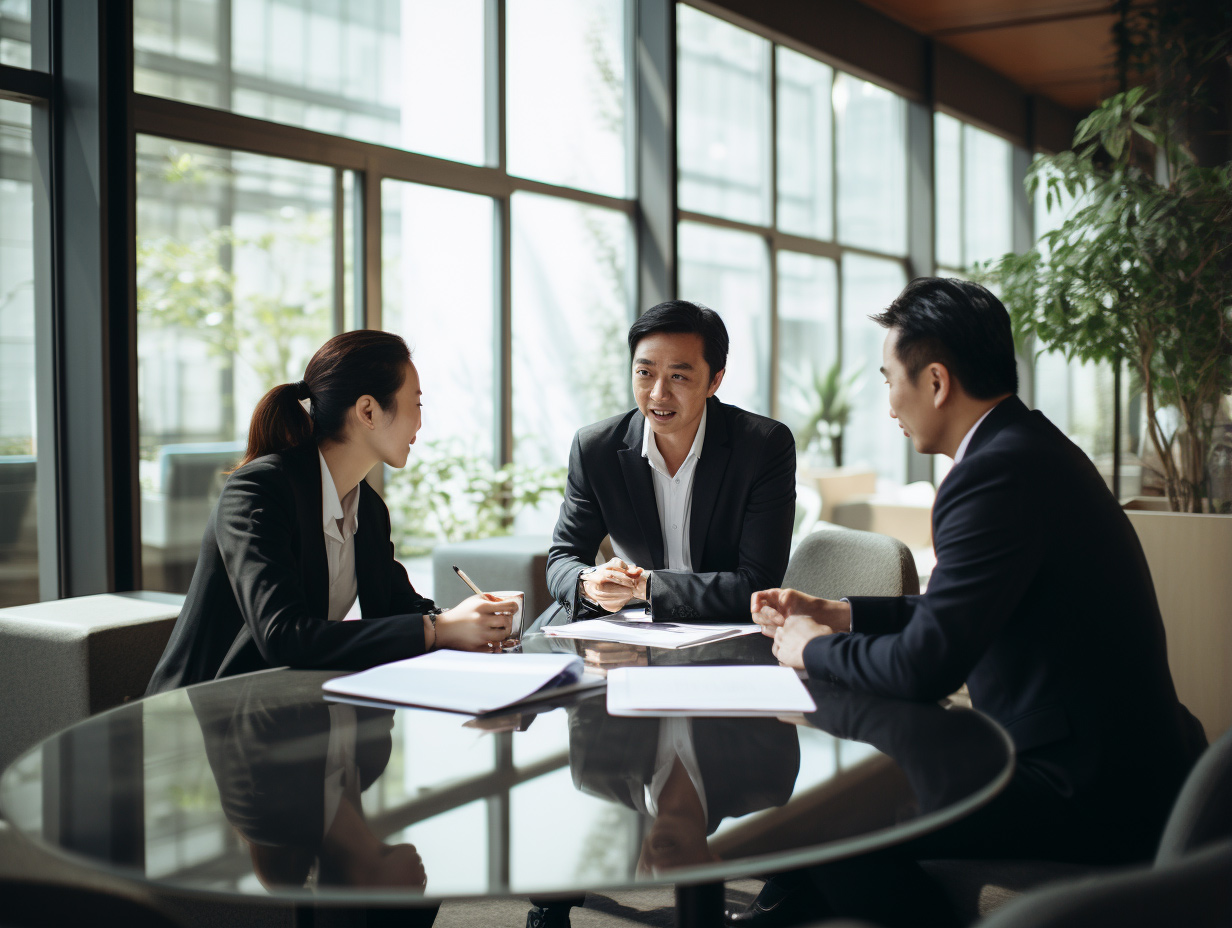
584, 557, 650, 612
771, 615, 837, 670
751, 587, 853, 671
751, 588, 852, 635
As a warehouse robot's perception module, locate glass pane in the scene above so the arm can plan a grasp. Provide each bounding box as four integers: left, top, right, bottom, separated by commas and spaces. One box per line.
934, 112, 961, 269
135, 0, 487, 165
841, 253, 907, 483
507, 0, 628, 197
511, 191, 629, 476
677, 4, 770, 224
381, 180, 497, 568
835, 73, 906, 256
776, 46, 832, 240
677, 221, 769, 415
963, 123, 1012, 266
136, 135, 336, 593
0, 100, 38, 606
1034, 351, 1118, 489
0, 0, 31, 69
776, 251, 838, 458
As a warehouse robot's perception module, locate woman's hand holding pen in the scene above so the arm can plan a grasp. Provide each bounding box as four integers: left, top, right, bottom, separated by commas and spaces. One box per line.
435, 593, 517, 651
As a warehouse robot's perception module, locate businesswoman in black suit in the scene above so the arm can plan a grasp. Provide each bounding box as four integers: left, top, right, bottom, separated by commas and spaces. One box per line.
147, 330, 514, 693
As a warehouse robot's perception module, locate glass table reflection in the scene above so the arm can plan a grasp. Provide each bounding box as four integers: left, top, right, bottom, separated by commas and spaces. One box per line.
0, 633, 1013, 926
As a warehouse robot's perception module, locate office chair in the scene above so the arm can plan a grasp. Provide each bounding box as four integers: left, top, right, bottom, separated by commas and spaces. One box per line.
806, 729, 1232, 928
783, 527, 920, 599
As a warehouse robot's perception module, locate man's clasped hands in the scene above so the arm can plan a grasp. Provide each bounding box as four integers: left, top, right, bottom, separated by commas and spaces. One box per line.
751, 588, 853, 670
585, 557, 854, 672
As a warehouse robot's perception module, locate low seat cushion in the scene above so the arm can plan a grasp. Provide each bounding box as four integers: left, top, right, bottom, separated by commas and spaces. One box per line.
921, 859, 1111, 921
0, 591, 183, 771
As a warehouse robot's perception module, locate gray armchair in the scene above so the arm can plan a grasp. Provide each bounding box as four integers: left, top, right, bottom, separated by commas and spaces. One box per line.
783, 527, 920, 599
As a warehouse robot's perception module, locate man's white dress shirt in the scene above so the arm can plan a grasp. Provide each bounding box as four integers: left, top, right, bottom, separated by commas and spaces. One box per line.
319, 450, 360, 623
644, 717, 708, 820
641, 405, 707, 572
953, 405, 997, 464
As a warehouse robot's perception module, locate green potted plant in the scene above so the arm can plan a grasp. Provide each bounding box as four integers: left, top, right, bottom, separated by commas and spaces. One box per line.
982, 18, 1231, 513
784, 359, 861, 467
983, 0, 1232, 738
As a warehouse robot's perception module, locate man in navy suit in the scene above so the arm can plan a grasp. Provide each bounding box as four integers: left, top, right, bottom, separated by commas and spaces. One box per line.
735, 278, 1206, 927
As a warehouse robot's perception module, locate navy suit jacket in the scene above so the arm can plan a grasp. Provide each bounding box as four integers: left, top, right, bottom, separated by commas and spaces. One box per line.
542, 396, 796, 624
147, 442, 431, 693
803, 396, 1206, 851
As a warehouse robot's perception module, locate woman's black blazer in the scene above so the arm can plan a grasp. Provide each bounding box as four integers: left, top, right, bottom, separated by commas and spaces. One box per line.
146, 442, 431, 694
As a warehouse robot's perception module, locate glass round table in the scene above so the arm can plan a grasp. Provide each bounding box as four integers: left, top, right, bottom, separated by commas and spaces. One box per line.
0, 633, 1013, 926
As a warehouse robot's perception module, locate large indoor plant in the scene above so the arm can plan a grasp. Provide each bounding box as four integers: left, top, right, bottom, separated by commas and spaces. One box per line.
784, 359, 861, 468
984, 4, 1231, 513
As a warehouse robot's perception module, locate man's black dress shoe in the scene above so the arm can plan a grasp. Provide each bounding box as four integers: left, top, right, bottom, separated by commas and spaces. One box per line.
724, 876, 827, 928
526, 904, 572, 928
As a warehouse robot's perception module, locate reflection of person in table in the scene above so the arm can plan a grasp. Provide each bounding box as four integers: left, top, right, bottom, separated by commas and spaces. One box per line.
744, 279, 1206, 928
803, 683, 1009, 822
529, 301, 796, 630
189, 680, 435, 914
526, 699, 801, 927
147, 330, 516, 695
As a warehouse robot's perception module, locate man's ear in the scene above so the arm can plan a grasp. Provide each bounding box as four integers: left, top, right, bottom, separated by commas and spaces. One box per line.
931, 364, 951, 409
706, 368, 725, 397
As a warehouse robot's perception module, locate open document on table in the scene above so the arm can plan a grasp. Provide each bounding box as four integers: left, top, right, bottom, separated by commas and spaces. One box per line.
543, 618, 762, 649
606, 665, 817, 717
322, 651, 604, 716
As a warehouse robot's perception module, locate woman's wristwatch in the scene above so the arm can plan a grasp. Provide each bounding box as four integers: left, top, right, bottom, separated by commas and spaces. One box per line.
425, 607, 443, 648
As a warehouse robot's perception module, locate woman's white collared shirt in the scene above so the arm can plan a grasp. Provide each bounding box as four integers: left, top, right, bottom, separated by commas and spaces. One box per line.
318, 450, 360, 622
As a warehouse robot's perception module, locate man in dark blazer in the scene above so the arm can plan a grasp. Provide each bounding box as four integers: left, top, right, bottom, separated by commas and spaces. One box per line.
531, 300, 796, 631
742, 278, 1206, 927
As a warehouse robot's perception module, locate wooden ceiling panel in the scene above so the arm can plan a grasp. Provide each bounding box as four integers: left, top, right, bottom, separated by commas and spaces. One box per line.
864, 0, 1114, 33
860, 0, 1120, 110
942, 14, 1118, 91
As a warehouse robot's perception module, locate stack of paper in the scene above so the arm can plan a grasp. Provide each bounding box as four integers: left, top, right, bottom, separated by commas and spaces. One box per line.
323, 651, 603, 715
544, 619, 762, 649
606, 665, 817, 717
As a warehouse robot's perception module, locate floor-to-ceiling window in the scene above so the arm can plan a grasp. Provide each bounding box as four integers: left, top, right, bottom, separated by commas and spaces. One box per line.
676, 4, 910, 484
133, 0, 635, 587
0, 97, 37, 607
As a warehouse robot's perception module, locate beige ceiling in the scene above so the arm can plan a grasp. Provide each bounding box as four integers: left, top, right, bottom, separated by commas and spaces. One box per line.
861, 0, 1122, 110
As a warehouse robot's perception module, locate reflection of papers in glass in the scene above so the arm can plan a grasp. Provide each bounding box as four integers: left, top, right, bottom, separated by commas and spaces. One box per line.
544, 619, 762, 649
606, 666, 817, 717
322, 651, 602, 716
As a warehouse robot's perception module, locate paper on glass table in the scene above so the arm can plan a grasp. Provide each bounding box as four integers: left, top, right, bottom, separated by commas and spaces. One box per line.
544, 618, 761, 649
322, 650, 601, 716
606, 665, 817, 717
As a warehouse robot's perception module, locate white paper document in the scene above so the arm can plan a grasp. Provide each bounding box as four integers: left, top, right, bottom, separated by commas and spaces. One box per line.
543, 619, 762, 649
322, 651, 601, 716
606, 665, 817, 717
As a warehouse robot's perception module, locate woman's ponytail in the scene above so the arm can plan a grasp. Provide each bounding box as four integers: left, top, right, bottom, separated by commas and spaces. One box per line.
234, 330, 411, 470
235, 382, 315, 469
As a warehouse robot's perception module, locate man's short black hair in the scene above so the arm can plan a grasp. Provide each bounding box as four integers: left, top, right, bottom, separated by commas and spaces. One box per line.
872, 277, 1018, 399
628, 300, 729, 381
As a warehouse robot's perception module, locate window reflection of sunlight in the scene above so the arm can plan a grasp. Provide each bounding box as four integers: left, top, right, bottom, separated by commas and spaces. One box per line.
511, 767, 637, 888
401, 708, 496, 795
512, 706, 572, 768
394, 799, 490, 895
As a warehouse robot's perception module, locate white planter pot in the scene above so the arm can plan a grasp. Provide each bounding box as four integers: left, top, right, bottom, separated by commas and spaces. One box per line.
1125, 509, 1232, 739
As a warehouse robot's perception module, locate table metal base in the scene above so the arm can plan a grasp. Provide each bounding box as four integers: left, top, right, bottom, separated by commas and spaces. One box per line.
676, 881, 725, 928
